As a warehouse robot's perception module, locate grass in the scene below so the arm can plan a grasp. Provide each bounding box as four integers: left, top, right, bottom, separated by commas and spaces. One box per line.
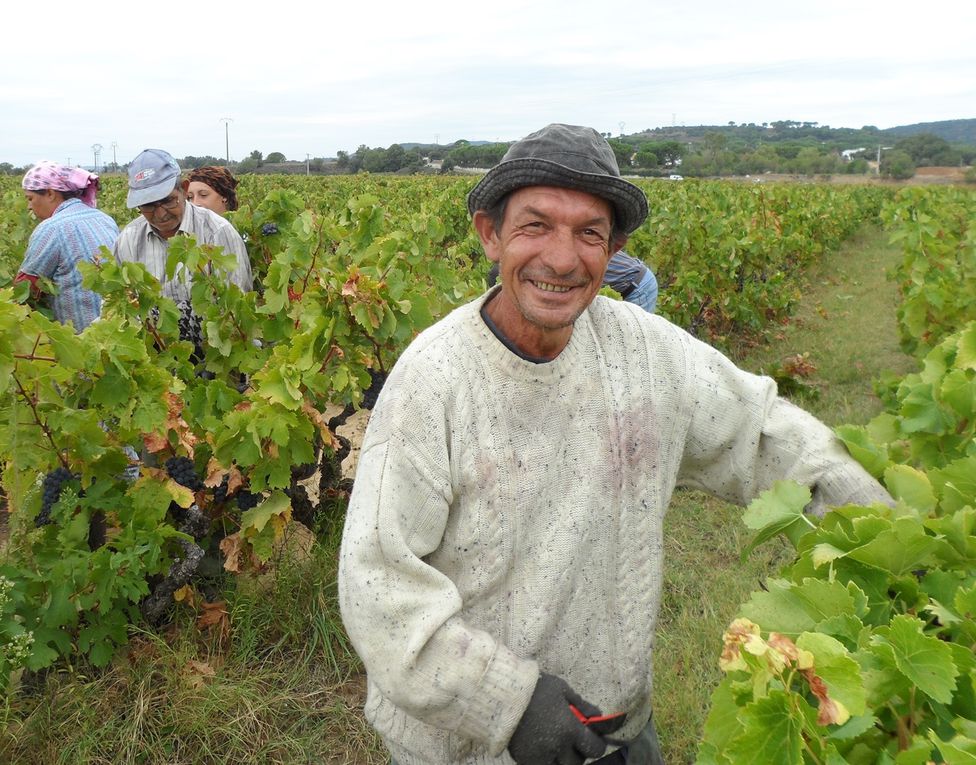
1, 224, 913, 764
652, 223, 915, 763
0, 511, 385, 765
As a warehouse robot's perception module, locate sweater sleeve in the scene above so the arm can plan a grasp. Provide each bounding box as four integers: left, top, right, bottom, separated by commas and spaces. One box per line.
675, 330, 892, 515
338, 373, 538, 756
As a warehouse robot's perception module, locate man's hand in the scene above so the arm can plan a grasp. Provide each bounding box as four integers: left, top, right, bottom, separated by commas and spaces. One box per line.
508, 673, 624, 765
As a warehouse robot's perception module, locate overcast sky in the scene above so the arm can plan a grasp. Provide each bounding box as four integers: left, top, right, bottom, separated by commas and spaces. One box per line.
2, 0, 973, 168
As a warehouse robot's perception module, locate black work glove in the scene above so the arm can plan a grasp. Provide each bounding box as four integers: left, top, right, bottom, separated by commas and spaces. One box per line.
508, 673, 626, 765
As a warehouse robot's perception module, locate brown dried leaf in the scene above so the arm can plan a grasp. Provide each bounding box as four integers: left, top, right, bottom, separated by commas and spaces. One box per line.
173, 584, 195, 606
184, 659, 216, 689
783, 352, 817, 378
341, 273, 360, 296
220, 533, 244, 573
301, 401, 339, 450
142, 431, 168, 454
197, 600, 231, 645
803, 668, 850, 725
203, 459, 244, 495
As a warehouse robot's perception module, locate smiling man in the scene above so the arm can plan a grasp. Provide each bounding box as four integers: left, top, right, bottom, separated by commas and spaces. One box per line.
113, 148, 251, 303
338, 124, 891, 765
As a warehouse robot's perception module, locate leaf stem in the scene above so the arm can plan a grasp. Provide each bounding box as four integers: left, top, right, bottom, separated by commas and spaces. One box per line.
11, 367, 69, 470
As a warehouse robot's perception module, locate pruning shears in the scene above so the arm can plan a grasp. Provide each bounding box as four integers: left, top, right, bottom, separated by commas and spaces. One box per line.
569, 704, 627, 743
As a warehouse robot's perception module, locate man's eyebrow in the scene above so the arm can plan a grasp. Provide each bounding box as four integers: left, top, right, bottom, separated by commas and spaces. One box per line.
515, 206, 611, 228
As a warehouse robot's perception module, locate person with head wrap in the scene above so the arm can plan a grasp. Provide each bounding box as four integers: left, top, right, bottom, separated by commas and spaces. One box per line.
185, 166, 239, 214
16, 161, 120, 331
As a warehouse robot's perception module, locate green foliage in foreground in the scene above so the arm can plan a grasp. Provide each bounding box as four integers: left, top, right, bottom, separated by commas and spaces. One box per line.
0, 187, 483, 684
702, 187, 976, 764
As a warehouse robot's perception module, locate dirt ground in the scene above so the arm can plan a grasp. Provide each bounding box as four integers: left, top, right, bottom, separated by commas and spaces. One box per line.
907, 166, 970, 184
737, 165, 970, 186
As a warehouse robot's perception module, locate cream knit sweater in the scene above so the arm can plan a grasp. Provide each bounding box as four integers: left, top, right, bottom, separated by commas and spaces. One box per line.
338, 291, 890, 765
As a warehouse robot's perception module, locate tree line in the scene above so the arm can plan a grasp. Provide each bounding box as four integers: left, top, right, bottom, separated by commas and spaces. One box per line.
3, 125, 975, 181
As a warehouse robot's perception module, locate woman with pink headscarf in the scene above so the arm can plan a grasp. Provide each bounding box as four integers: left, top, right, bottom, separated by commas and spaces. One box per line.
17, 161, 119, 331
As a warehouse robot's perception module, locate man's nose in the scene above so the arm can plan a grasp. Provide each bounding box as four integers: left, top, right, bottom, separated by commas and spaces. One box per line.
538, 227, 583, 274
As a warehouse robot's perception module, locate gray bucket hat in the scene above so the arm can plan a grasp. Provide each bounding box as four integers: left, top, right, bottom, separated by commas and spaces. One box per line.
126, 148, 181, 208
466, 123, 648, 234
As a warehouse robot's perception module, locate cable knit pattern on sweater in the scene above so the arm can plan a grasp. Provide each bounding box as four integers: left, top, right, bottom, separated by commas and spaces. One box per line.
338, 290, 891, 765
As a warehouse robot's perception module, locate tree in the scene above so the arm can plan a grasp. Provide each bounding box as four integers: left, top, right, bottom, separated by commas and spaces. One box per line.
606, 139, 633, 169
266, 152, 287, 163
633, 148, 659, 169
894, 134, 960, 167
880, 150, 915, 180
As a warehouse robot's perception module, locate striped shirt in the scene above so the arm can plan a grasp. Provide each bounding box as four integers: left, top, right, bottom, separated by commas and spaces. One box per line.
602, 250, 649, 296
19, 198, 119, 331
112, 201, 252, 302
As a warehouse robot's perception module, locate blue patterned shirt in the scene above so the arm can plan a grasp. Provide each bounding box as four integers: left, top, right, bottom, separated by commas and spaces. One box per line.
19, 198, 119, 331
602, 250, 649, 295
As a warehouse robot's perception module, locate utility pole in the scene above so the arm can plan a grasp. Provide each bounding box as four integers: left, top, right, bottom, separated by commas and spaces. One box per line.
111, 141, 118, 172
306, 153, 311, 176
91, 143, 102, 173
219, 117, 233, 162
619, 121, 625, 137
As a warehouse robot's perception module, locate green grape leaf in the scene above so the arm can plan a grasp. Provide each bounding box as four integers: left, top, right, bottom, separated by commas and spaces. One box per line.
940, 369, 976, 418
725, 690, 804, 765
741, 481, 815, 560
957, 324, 976, 371
955, 583, 976, 619
930, 456, 976, 515
700, 677, 744, 758
900, 383, 951, 434
797, 631, 866, 719
930, 731, 976, 764
793, 578, 860, 622
739, 580, 816, 637
884, 464, 937, 512
835, 424, 890, 479
895, 738, 943, 765
880, 614, 958, 704
846, 516, 938, 576
826, 713, 878, 741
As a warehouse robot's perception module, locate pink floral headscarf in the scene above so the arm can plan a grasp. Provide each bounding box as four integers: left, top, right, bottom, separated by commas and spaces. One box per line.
22, 161, 100, 207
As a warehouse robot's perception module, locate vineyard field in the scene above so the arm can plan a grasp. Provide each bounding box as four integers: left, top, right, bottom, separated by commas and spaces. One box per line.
3, 173, 974, 763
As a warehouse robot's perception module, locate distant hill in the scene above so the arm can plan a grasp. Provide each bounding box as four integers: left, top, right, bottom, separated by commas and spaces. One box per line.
882, 119, 976, 144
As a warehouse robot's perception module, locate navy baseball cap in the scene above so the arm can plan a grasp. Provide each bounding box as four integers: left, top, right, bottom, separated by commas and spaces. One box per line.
126, 149, 181, 208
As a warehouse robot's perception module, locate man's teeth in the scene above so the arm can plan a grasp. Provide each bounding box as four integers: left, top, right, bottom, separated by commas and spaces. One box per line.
533, 281, 571, 293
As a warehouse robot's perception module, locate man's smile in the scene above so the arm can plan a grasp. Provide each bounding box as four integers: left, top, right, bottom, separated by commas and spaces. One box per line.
530, 280, 573, 293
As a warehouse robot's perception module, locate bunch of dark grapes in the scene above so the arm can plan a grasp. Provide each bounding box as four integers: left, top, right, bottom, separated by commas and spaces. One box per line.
164, 456, 204, 492
286, 485, 315, 529
176, 300, 205, 363
212, 475, 229, 505
36, 467, 76, 527
261, 222, 279, 236
236, 490, 262, 512
361, 370, 388, 410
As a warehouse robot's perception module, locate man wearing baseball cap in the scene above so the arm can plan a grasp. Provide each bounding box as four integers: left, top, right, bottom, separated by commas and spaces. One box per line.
338, 124, 891, 764
113, 148, 252, 303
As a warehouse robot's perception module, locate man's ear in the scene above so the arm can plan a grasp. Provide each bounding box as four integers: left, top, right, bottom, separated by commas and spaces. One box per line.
610, 234, 629, 255
472, 211, 501, 263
